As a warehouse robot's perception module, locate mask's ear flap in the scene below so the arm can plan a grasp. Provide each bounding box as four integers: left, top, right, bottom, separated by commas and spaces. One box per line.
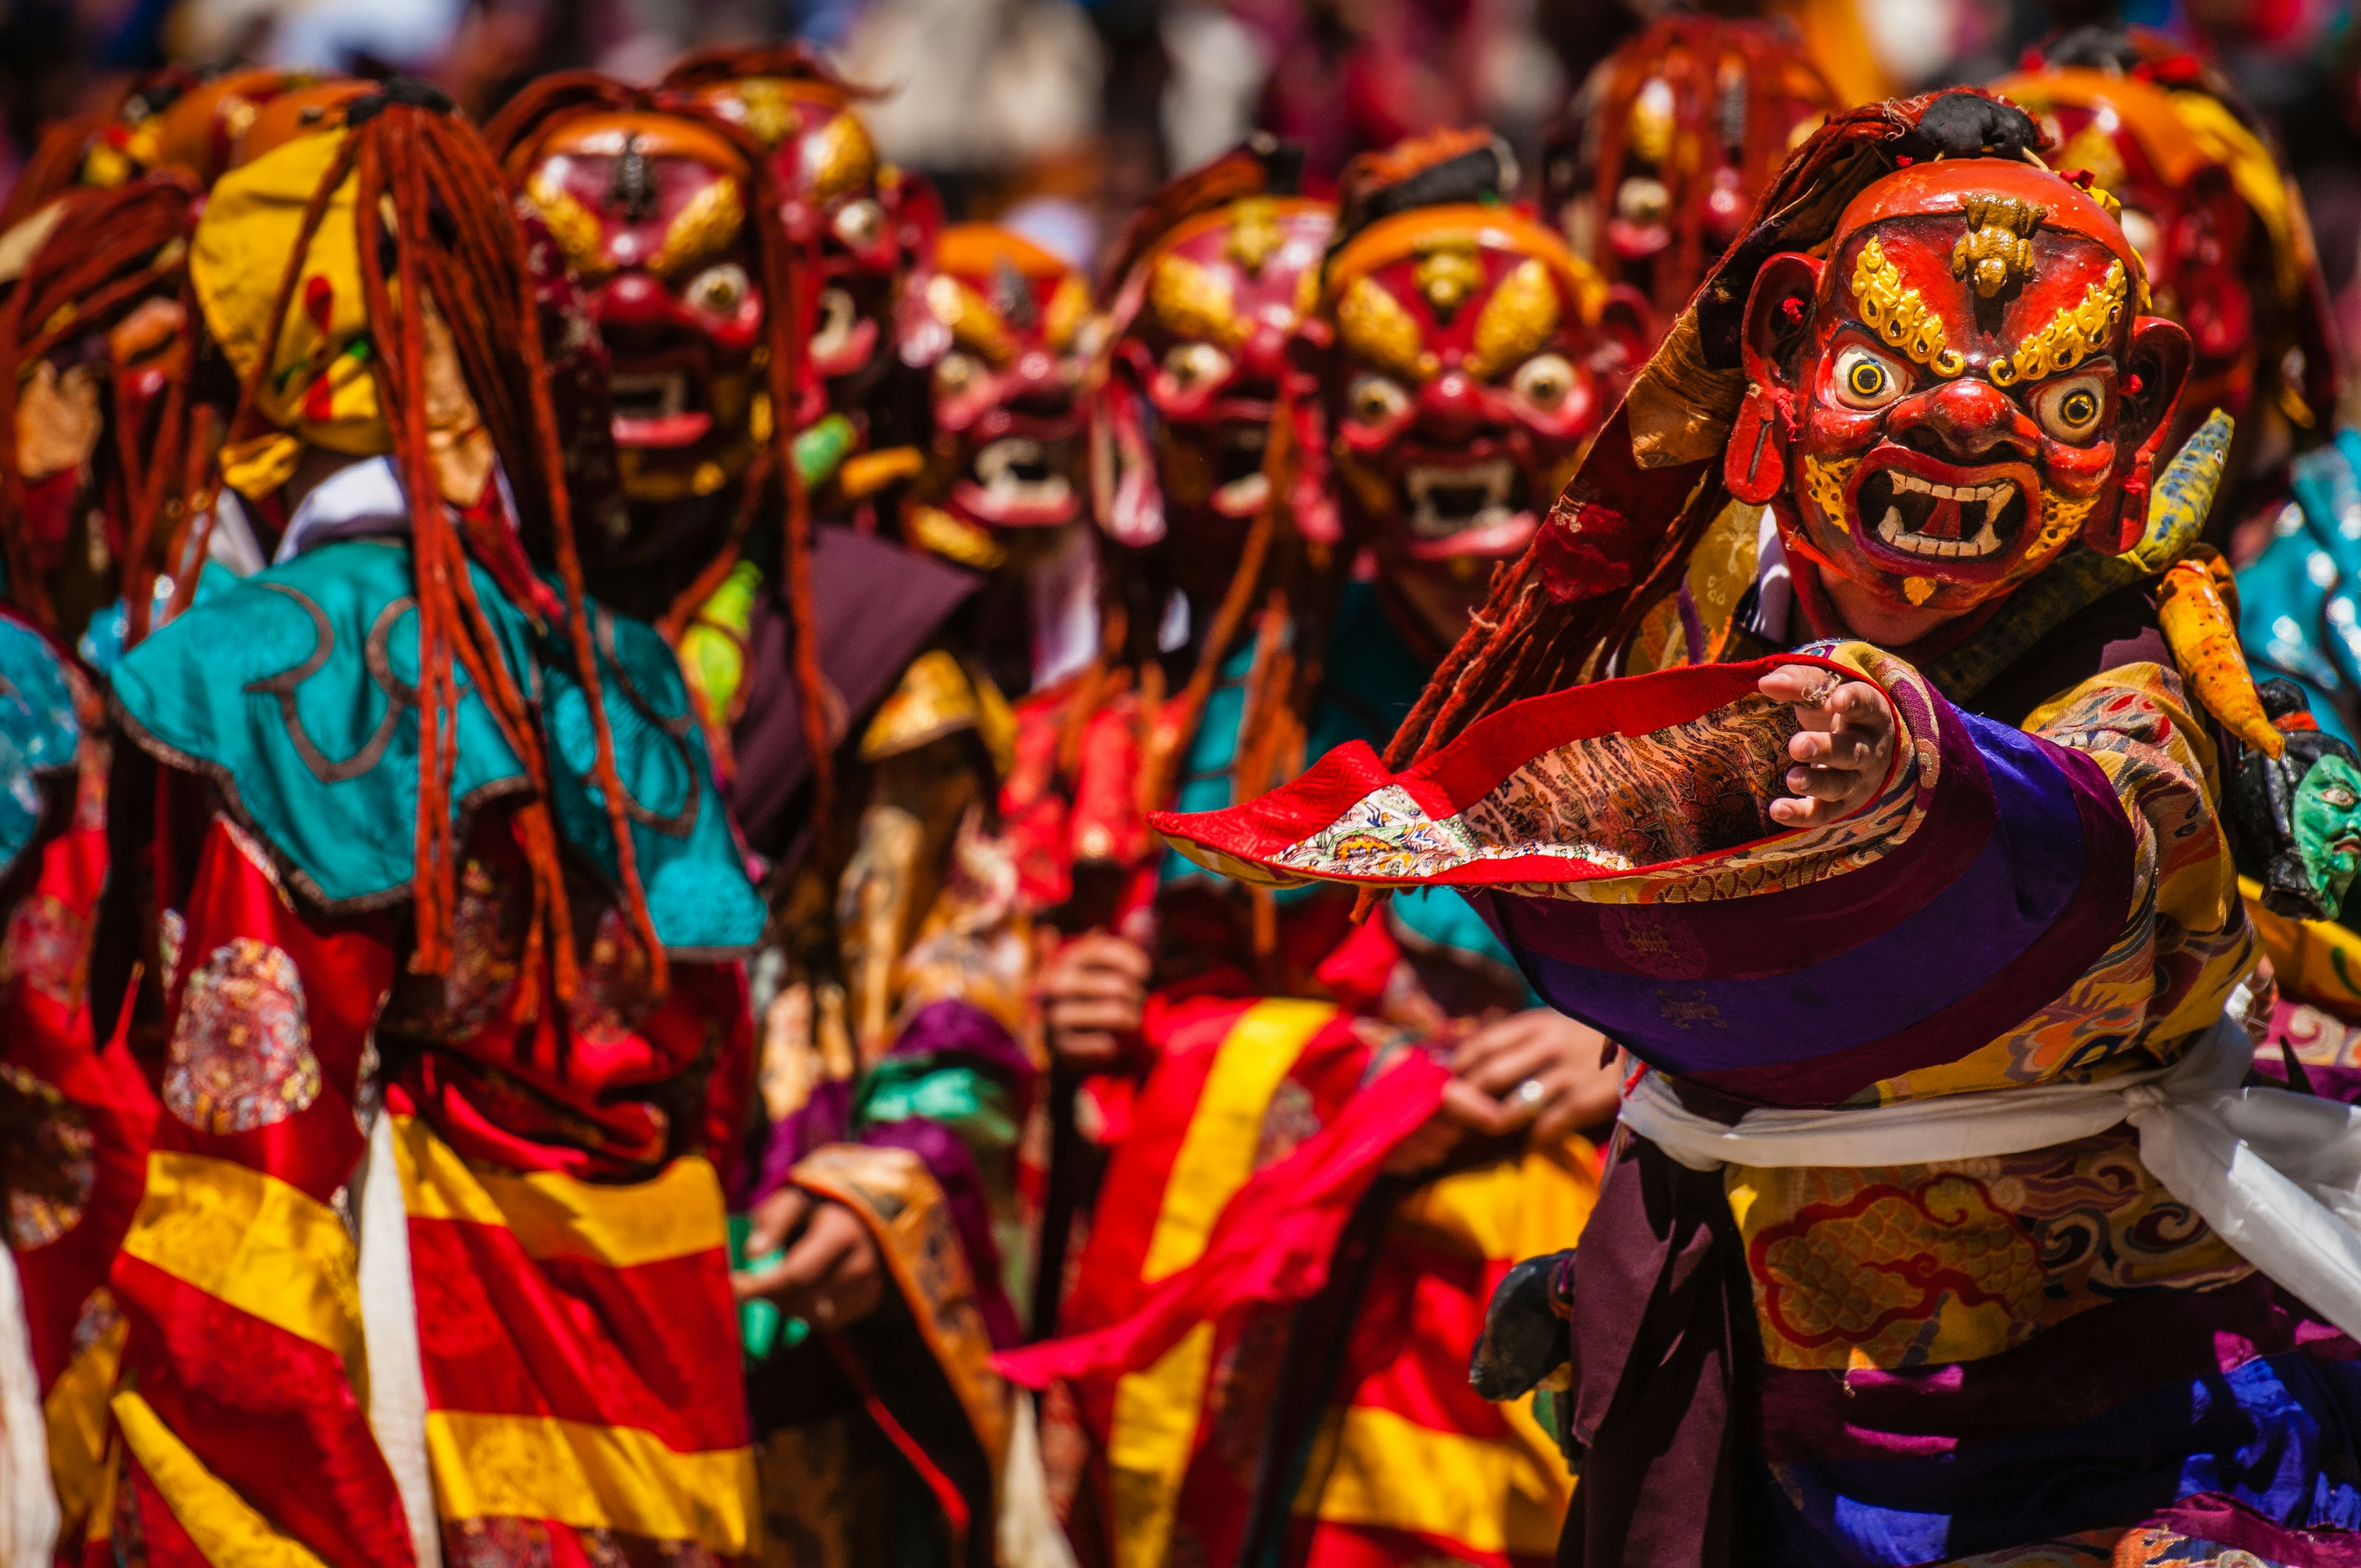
1725, 253, 1822, 506
1594, 284, 1657, 382
1093, 356, 1164, 547
2093, 315, 2194, 554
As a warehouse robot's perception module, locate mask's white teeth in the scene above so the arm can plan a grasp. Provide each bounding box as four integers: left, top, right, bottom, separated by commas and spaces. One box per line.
1969, 521, 2000, 554
1878, 506, 1904, 543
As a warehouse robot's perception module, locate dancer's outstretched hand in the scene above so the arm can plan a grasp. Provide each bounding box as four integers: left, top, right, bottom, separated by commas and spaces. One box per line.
733, 1188, 886, 1330
1759, 664, 1896, 828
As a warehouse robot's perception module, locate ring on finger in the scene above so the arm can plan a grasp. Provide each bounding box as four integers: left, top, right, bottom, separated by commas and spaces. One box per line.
1513, 1078, 1547, 1109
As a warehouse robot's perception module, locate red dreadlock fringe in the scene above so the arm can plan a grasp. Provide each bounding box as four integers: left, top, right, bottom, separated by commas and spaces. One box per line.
0, 115, 111, 233
184, 99, 671, 1004
0, 173, 199, 632
485, 73, 836, 843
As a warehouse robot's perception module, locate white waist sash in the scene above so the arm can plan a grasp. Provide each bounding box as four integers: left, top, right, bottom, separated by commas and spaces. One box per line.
1619, 1012, 2361, 1343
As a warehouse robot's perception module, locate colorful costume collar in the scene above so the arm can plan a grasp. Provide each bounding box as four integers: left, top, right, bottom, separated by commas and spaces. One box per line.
111, 539, 764, 955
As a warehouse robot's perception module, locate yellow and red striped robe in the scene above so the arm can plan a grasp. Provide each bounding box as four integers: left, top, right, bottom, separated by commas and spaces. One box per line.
1050, 996, 1597, 1568
100, 809, 756, 1567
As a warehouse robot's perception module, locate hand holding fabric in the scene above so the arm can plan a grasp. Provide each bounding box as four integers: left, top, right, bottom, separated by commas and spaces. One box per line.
1760, 664, 1896, 828
1390, 1010, 1621, 1173
732, 1186, 887, 1328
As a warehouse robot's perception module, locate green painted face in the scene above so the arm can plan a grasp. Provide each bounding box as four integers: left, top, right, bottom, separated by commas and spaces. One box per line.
2293, 751, 2361, 920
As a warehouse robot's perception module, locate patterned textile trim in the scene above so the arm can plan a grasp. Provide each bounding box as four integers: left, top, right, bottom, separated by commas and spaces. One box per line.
1156, 649, 1939, 904
390, 1112, 754, 1561
791, 1142, 1013, 1471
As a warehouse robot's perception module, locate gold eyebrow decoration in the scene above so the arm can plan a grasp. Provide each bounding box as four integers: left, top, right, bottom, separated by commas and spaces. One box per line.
927, 274, 1017, 364
1043, 274, 1091, 352
524, 174, 611, 282
1149, 254, 1246, 348
1989, 261, 2126, 387
807, 112, 879, 205
1336, 275, 1438, 382
1466, 258, 1562, 381
650, 177, 746, 279
1850, 237, 1965, 377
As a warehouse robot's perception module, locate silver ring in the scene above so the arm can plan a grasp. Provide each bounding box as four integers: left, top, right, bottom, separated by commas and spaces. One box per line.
1514, 1078, 1547, 1109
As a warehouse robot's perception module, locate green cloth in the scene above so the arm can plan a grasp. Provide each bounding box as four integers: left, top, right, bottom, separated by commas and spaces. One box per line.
112, 538, 764, 954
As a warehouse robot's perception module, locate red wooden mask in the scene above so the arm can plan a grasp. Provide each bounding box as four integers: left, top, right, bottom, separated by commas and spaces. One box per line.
1734, 157, 2190, 620
909, 224, 1093, 543
519, 112, 770, 506
1094, 194, 1334, 553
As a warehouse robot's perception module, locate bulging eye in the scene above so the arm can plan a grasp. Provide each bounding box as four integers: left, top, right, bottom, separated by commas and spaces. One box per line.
1511, 353, 1578, 412
684, 262, 750, 317
935, 350, 982, 398
832, 198, 885, 251
1832, 344, 1907, 410
1163, 341, 1232, 393
2031, 373, 2108, 443
1347, 373, 1410, 427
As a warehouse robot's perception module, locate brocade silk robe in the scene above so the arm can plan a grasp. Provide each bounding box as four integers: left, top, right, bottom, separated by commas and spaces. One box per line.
101, 536, 768, 1568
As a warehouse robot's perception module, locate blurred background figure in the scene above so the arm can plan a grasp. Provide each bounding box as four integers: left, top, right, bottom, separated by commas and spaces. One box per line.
7, 0, 2361, 353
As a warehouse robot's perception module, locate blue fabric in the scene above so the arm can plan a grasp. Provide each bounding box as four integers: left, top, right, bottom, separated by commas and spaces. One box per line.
2238, 425, 2361, 746
0, 615, 81, 883
1766, 1352, 2361, 1566
1163, 581, 1532, 988
79, 562, 240, 677
111, 538, 764, 954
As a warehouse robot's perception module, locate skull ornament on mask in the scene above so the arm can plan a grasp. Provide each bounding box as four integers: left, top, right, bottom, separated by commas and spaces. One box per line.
1094, 158, 1334, 589
516, 112, 767, 505
1544, 17, 1838, 328
1294, 133, 1642, 588
667, 50, 931, 431
1732, 158, 2191, 623
911, 225, 1093, 555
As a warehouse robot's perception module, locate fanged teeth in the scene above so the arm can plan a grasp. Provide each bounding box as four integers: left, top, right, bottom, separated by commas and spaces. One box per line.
1876, 505, 2006, 559
973, 436, 1071, 504
1404, 457, 1517, 539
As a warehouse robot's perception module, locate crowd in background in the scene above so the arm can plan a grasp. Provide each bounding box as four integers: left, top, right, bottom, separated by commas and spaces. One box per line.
7, 0, 2359, 353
